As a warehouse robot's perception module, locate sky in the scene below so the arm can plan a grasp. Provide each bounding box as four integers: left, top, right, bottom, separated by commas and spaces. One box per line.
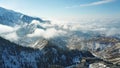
0, 0, 120, 21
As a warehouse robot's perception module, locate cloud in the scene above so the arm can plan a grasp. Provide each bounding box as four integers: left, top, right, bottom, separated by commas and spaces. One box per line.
0, 24, 14, 34
1, 17, 120, 43
0, 24, 19, 41
27, 28, 67, 39
66, 0, 115, 8
80, 0, 114, 7
26, 20, 67, 39
3, 32, 19, 41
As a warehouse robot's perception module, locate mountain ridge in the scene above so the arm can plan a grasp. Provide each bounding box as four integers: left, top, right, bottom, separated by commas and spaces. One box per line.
0, 7, 50, 26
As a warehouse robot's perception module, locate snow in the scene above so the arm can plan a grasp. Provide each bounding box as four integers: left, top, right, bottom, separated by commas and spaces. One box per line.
89, 63, 109, 68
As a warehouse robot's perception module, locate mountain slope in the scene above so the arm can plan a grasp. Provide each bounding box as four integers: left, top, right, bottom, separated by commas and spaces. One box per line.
0, 37, 98, 68
92, 43, 120, 65
0, 7, 49, 26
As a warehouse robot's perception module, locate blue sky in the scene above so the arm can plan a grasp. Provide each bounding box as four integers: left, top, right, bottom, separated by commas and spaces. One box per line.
0, 0, 120, 20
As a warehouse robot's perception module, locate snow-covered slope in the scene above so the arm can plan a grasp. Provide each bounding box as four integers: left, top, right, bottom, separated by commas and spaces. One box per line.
0, 7, 50, 47
0, 7, 49, 26
0, 37, 97, 68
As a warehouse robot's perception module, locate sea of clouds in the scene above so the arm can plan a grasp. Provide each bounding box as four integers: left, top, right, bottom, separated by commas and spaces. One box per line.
0, 17, 120, 42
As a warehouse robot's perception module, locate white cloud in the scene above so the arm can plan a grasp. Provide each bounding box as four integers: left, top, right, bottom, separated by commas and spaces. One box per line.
80, 0, 114, 7
27, 28, 66, 39
66, 0, 115, 8
26, 20, 67, 39
3, 32, 19, 41
0, 24, 19, 41
1, 17, 120, 42
0, 24, 14, 34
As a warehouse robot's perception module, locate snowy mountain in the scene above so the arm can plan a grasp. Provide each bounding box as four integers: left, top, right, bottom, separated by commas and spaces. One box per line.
1, 37, 119, 68
0, 37, 96, 68
0, 7, 50, 46
0, 7, 49, 26
0, 7, 120, 68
